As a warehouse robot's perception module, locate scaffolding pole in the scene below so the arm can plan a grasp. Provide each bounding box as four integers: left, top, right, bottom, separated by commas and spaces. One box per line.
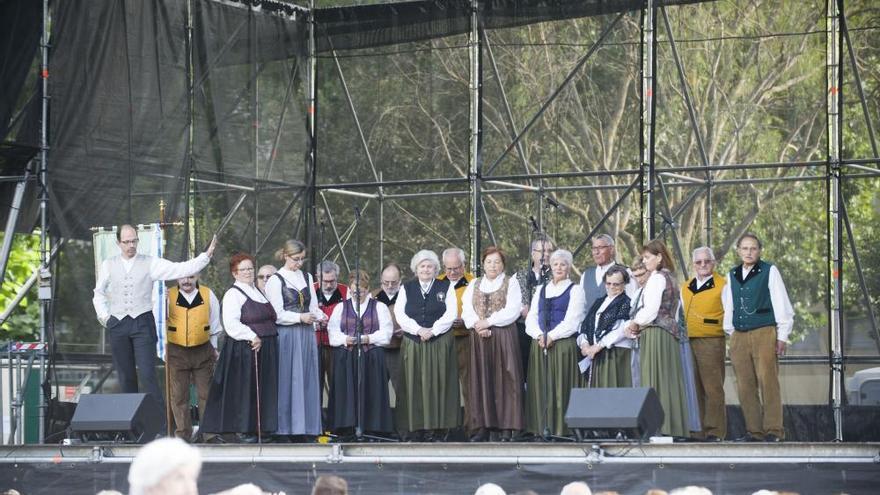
826, 0, 844, 442
306, 0, 318, 274
469, 0, 483, 273
640, 0, 657, 242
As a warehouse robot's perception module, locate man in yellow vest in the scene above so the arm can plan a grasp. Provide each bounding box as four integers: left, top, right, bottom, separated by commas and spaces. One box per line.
166, 272, 222, 441
680, 246, 727, 441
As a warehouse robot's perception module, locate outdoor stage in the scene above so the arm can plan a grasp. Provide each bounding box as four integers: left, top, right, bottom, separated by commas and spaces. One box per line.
1, 442, 878, 494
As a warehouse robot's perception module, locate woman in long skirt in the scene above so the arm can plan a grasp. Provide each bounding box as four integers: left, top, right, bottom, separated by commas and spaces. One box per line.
578, 266, 633, 387
393, 249, 460, 441
201, 253, 278, 442
327, 269, 394, 436
524, 249, 587, 438
624, 239, 692, 438
265, 240, 323, 440
461, 247, 524, 442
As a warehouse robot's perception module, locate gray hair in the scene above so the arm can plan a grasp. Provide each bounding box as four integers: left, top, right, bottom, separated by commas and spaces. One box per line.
692, 246, 715, 262
441, 247, 466, 265
592, 234, 615, 247
128, 437, 201, 495
319, 260, 340, 276
549, 249, 574, 267
559, 481, 592, 495
410, 249, 441, 276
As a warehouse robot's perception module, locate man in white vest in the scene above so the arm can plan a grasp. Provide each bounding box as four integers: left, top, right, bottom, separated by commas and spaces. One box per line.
93, 224, 217, 412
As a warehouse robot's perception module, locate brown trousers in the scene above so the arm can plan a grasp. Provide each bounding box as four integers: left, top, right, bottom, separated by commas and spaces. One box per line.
690, 336, 727, 439
167, 341, 215, 440
730, 325, 784, 439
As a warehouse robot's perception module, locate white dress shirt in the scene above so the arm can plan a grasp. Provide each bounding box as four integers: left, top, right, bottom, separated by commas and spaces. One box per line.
393, 280, 458, 336
721, 263, 795, 343
93, 252, 211, 323
221, 281, 270, 342
176, 286, 223, 348
265, 267, 322, 326
524, 279, 586, 340
327, 295, 393, 347
461, 274, 523, 329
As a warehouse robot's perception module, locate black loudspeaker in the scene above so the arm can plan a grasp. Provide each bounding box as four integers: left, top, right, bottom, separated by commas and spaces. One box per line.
70, 393, 163, 444
564, 387, 664, 440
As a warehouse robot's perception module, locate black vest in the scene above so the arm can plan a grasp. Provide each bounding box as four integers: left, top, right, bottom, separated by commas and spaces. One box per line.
402, 278, 450, 341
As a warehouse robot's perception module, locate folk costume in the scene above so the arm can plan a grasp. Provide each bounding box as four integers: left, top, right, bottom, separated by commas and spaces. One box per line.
577, 292, 632, 387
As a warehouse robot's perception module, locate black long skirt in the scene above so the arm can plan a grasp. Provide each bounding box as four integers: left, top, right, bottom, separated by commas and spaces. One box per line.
201, 336, 278, 434
328, 345, 393, 433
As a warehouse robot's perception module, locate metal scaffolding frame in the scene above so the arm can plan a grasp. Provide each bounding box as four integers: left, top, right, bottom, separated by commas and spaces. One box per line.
1, 0, 878, 443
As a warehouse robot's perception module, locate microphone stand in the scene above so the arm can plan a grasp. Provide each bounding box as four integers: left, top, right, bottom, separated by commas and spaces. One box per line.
351, 207, 394, 443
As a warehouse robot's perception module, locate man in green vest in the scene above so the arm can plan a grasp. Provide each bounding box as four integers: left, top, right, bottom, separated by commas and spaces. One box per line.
166, 272, 222, 441
681, 246, 727, 441
722, 233, 794, 442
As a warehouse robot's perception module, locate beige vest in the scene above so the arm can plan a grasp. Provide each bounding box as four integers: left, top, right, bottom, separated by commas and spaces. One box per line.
107, 255, 154, 319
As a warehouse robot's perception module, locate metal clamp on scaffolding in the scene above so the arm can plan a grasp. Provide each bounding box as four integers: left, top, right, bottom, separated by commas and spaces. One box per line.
6, 341, 47, 445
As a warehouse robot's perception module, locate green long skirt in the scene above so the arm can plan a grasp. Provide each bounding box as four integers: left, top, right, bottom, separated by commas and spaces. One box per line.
395, 330, 461, 432
525, 336, 585, 436
591, 346, 633, 388
640, 326, 689, 437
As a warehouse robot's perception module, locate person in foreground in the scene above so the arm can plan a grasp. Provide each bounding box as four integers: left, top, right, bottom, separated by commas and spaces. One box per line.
461, 246, 524, 442
524, 249, 586, 438
327, 269, 394, 436
201, 253, 278, 443
722, 233, 794, 442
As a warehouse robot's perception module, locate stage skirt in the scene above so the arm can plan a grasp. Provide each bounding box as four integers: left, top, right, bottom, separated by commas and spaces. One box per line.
395, 330, 461, 432
525, 336, 584, 436
640, 326, 690, 437
328, 346, 394, 433
201, 336, 278, 434
466, 323, 524, 432
591, 346, 633, 388
276, 323, 322, 435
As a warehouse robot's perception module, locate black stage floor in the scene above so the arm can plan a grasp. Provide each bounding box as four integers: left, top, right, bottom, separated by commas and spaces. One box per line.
1, 442, 878, 494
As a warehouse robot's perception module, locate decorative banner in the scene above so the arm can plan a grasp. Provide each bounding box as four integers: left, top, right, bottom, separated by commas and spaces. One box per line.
92, 224, 167, 360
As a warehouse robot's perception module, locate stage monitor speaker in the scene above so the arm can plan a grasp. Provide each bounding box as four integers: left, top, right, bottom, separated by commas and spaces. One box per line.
70, 393, 163, 444
564, 387, 664, 440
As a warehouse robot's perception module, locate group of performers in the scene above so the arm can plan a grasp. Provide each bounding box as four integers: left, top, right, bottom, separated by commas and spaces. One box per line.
93, 225, 793, 443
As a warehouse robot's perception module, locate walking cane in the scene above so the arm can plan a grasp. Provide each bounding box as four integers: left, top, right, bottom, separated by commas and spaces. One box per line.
254, 347, 262, 445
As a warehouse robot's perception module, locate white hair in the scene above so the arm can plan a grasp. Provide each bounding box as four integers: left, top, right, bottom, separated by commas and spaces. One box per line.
691, 246, 715, 261
474, 483, 507, 495
559, 481, 592, 495
592, 234, 615, 247
669, 487, 713, 495
128, 437, 201, 495
410, 249, 441, 276
441, 247, 466, 265
319, 260, 341, 276
549, 249, 573, 267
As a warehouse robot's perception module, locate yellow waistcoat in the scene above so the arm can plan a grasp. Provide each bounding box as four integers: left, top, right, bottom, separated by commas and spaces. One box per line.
438, 272, 474, 336
681, 273, 726, 339
166, 285, 211, 347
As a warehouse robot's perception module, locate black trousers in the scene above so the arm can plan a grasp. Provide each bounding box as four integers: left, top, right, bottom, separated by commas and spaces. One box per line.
107, 312, 166, 414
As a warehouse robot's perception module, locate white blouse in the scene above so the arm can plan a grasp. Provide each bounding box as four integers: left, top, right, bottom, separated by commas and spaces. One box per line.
524, 279, 586, 341
576, 293, 631, 349
625, 271, 673, 329
461, 273, 522, 329
393, 280, 458, 337
327, 295, 393, 347
264, 267, 321, 326
221, 281, 270, 342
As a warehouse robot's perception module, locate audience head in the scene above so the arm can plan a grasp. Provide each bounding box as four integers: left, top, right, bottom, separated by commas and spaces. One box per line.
311, 475, 348, 495
380, 263, 402, 296
669, 487, 712, 495
474, 483, 507, 495
560, 481, 592, 495
128, 437, 201, 495
410, 250, 441, 282
256, 264, 277, 291
442, 247, 467, 282
591, 234, 616, 266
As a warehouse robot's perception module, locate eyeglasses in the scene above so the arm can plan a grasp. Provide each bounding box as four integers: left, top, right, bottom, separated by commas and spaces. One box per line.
591, 245, 611, 252
257, 275, 270, 280
605, 281, 624, 287
119, 239, 139, 245
632, 271, 648, 278
288, 255, 307, 263
693, 260, 714, 266
236, 267, 255, 272
445, 265, 463, 272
